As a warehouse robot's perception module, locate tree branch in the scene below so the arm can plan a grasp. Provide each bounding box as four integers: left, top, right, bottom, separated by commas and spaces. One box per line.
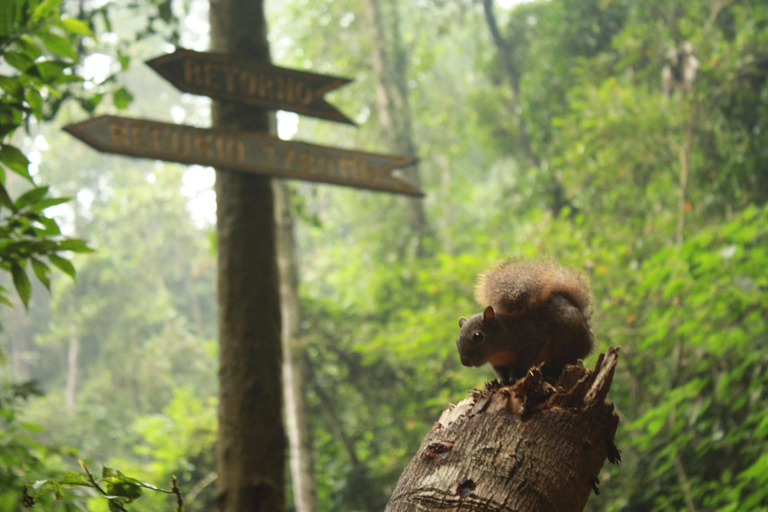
481, 0, 538, 168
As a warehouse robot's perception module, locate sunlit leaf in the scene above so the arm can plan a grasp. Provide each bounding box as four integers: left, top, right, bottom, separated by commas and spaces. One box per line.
0, 144, 32, 181
37, 30, 76, 59
59, 17, 92, 36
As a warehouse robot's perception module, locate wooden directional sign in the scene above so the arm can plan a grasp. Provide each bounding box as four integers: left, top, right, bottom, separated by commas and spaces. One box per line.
147, 49, 354, 125
64, 116, 422, 196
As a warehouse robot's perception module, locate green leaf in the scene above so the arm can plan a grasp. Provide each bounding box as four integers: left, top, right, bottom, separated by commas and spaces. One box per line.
113, 87, 134, 109
3, 51, 35, 72
36, 60, 70, 82
0, 123, 19, 140
59, 17, 92, 36
0, 144, 32, 182
0, 183, 15, 211
29, 479, 66, 501
35, 215, 61, 235
15, 35, 43, 61
107, 496, 132, 512
0, 0, 22, 37
60, 471, 91, 486
30, 0, 60, 23
15, 185, 49, 209
48, 254, 76, 278
79, 93, 104, 113
0, 75, 24, 98
37, 30, 76, 59
105, 479, 142, 501
10, 260, 31, 308
117, 50, 130, 70
32, 195, 70, 211
49, 480, 65, 500
25, 88, 44, 116
58, 239, 93, 253
30, 257, 51, 290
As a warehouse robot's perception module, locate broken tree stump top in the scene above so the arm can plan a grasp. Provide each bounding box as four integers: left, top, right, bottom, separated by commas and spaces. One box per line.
385, 347, 621, 512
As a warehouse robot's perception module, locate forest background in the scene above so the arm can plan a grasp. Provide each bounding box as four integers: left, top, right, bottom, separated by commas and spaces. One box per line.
1, 0, 767, 511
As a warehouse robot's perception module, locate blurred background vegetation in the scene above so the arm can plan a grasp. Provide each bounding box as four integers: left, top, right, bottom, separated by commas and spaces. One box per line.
1, 0, 767, 510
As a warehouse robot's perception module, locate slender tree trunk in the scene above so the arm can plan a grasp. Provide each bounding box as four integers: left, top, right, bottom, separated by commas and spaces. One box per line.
302, 350, 381, 512
385, 349, 621, 512
481, 0, 571, 216
185, 268, 205, 337
363, 0, 429, 255
676, 99, 697, 245
481, 0, 537, 169
210, 1, 285, 511
65, 334, 79, 414
274, 181, 319, 512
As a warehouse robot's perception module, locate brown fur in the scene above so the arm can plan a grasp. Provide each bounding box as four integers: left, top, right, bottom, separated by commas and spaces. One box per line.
474, 258, 592, 318
457, 258, 595, 383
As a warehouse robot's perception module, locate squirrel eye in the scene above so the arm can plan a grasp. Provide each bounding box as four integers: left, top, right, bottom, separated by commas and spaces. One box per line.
472, 331, 484, 344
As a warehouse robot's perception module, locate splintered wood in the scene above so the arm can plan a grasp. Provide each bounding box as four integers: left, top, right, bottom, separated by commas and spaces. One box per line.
385, 347, 621, 512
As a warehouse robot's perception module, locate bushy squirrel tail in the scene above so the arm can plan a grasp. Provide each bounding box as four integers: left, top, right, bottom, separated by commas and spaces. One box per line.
474, 258, 592, 320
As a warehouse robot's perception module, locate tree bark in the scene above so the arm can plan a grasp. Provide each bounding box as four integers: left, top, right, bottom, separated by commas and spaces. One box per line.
363, 0, 429, 255
210, 1, 285, 511
385, 348, 621, 512
65, 334, 79, 414
274, 181, 319, 512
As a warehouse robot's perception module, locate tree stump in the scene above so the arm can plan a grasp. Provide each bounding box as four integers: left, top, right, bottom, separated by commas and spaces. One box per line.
385, 347, 620, 512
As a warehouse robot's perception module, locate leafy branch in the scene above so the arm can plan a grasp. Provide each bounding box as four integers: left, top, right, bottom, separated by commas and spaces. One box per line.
23, 461, 185, 512
1, 0, 95, 307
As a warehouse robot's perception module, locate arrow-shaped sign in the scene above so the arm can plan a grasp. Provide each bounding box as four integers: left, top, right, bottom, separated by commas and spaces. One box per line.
64, 116, 421, 196
147, 49, 355, 125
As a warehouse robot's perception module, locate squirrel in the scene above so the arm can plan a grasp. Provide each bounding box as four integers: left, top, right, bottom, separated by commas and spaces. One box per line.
456, 258, 595, 384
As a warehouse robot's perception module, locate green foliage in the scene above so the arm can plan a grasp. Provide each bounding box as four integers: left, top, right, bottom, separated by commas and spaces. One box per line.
272, 0, 768, 510
606, 205, 768, 510
0, 378, 76, 511
24, 460, 184, 511
1, 1, 767, 512
0, 0, 93, 308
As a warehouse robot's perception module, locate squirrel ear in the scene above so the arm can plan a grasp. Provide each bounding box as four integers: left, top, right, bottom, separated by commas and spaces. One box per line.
483, 305, 495, 321
459, 317, 467, 328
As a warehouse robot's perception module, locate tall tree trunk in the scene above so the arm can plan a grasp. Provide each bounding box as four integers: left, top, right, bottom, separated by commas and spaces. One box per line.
274, 181, 319, 512
65, 334, 79, 414
363, 0, 429, 256
210, 1, 285, 511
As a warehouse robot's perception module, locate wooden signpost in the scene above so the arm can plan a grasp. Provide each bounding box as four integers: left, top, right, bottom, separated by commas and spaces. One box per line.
66, 48, 422, 197
64, 115, 421, 196
64, 44, 422, 510
147, 48, 355, 125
